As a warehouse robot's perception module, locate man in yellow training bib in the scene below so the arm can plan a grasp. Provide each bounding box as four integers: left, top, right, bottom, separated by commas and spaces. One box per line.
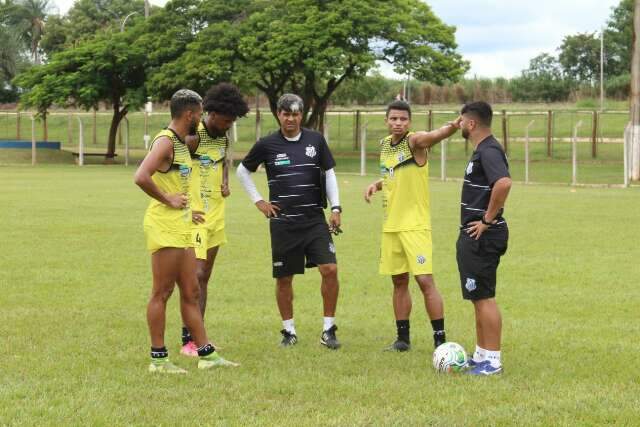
179, 83, 249, 356
134, 89, 238, 373
364, 100, 461, 352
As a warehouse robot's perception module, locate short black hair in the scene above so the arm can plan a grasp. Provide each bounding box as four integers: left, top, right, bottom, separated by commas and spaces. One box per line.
203, 83, 249, 118
461, 101, 493, 127
170, 89, 202, 119
386, 100, 411, 118
277, 93, 303, 113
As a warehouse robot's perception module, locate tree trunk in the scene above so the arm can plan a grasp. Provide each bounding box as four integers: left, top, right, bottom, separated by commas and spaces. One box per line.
106, 102, 127, 159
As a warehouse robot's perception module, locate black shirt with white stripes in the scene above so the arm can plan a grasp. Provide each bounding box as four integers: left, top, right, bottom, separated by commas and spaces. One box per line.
242, 128, 336, 223
460, 135, 510, 230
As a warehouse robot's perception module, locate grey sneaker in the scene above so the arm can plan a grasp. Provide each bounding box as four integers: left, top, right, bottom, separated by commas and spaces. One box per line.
320, 325, 341, 349
384, 339, 411, 352
280, 329, 298, 347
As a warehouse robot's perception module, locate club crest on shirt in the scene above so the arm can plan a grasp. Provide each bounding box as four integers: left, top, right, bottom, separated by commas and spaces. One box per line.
466, 162, 473, 175
465, 277, 476, 292
305, 145, 317, 158
398, 152, 405, 162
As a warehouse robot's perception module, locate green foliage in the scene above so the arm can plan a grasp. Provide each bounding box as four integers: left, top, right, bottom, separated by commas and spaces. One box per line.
510, 54, 571, 102
605, 72, 631, 99
558, 32, 600, 84
604, 0, 633, 77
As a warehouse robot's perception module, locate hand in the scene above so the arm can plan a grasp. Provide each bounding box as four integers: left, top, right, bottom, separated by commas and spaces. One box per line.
447, 116, 463, 129
328, 211, 342, 235
166, 193, 188, 209
221, 183, 230, 198
364, 183, 378, 203
255, 200, 280, 218
192, 210, 205, 224
466, 221, 488, 240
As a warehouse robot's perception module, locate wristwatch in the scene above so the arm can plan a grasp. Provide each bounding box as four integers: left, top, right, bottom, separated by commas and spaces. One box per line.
331, 205, 342, 213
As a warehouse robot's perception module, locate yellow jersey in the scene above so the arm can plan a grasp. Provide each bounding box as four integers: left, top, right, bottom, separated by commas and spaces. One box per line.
380, 132, 431, 232
143, 129, 193, 234
190, 121, 228, 230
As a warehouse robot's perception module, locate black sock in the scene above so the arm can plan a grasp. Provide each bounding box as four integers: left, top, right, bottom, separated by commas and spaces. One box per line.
431, 318, 445, 334
151, 346, 168, 359
396, 319, 410, 343
197, 343, 215, 357
181, 326, 192, 345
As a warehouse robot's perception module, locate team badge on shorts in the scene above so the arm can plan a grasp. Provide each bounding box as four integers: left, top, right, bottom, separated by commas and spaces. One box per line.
416, 255, 426, 265
466, 162, 473, 175
328, 243, 336, 254
305, 145, 317, 158
465, 278, 476, 292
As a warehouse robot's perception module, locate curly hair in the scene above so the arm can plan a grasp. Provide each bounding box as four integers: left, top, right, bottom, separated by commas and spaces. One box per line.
202, 83, 249, 118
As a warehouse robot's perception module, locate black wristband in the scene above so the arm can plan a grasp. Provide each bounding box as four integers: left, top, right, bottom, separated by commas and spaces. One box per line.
481, 215, 493, 225
331, 205, 342, 213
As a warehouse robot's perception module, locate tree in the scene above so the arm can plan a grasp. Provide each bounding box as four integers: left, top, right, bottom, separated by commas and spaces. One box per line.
510, 53, 571, 102
148, 0, 468, 129
10, 0, 51, 64
40, 0, 148, 55
14, 28, 148, 158
605, 0, 634, 77
558, 33, 600, 84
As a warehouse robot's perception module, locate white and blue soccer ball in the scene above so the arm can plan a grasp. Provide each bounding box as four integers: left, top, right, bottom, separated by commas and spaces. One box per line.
432, 342, 468, 373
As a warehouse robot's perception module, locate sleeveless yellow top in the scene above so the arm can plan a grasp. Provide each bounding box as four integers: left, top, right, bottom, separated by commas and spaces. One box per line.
380, 132, 431, 232
143, 129, 193, 233
190, 121, 228, 230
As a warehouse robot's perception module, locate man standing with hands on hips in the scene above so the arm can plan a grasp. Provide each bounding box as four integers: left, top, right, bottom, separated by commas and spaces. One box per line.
456, 101, 512, 376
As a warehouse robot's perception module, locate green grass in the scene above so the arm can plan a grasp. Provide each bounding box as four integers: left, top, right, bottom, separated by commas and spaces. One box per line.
0, 165, 638, 425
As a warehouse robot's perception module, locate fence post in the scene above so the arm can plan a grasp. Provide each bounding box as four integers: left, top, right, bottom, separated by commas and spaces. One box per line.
547, 110, 553, 157
624, 123, 630, 188
16, 112, 21, 140
255, 108, 261, 141
323, 112, 329, 144
591, 111, 598, 158
354, 110, 361, 150
93, 109, 97, 145
67, 113, 73, 145
525, 120, 535, 184
30, 114, 36, 166
428, 109, 433, 131
360, 121, 367, 176
440, 138, 447, 181
124, 116, 130, 166
501, 110, 508, 154
572, 120, 583, 186
76, 116, 84, 166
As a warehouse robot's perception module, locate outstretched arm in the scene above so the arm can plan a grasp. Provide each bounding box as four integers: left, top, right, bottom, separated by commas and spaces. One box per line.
409, 116, 462, 150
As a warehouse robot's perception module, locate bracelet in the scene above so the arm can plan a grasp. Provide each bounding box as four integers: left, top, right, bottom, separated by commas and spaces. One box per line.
331, 205, 342, 213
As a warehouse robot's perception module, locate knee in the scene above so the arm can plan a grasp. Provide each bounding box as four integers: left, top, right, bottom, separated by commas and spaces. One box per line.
318, 263, 338, 279
416, 275, 436, 293
180, 283, 201, 305
392, 273, 409, 289
150, 286, 174, 304
276, 277, 293, 291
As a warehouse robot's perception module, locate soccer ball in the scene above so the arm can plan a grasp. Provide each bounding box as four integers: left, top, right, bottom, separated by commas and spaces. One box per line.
432, 342, 468, 373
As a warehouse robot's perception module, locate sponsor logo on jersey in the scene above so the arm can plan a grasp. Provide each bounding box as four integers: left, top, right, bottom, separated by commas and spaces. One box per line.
275, 153, 291, 166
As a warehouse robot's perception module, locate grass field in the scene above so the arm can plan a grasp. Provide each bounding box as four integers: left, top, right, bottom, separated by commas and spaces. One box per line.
1, 165, 639, 425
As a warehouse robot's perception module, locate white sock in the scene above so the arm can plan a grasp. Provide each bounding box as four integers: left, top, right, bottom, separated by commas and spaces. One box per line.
282, 319, 296, 335
323, 316, 335, 332
485, 350, 501, 368
473, 345, 487, 362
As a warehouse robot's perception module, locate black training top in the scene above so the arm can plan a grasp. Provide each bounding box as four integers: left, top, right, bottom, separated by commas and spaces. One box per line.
241, 128, 336, 223
460, 135, 510, 230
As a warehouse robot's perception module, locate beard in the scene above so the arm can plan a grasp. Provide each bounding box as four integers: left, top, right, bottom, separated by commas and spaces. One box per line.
461, 127, 470, 140
188, 119, 198, 136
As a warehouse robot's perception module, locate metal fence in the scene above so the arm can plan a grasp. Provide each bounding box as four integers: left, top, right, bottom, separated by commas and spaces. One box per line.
0, 108, 633, 186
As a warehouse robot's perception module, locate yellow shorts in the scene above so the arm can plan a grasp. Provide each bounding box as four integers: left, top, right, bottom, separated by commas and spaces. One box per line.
379, 230, 433, 276
193, 226, 227, 260
144, 227, 193, 253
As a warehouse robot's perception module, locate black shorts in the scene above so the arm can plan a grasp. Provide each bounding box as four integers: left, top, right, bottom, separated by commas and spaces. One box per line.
269, 219, 337, 278
456, 229, 508, 300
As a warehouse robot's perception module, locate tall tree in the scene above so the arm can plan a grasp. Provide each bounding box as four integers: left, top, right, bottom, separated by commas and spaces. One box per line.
14, 28, 148, 158
147, 0, 468, 129
11, 0, 50, 64
558, 33, 601, 84
605, 0, 634, 77
510, 53, 571, 102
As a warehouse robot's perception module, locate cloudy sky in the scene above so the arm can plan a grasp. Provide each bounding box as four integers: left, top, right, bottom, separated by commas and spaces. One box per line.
51, 0, 620, 79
